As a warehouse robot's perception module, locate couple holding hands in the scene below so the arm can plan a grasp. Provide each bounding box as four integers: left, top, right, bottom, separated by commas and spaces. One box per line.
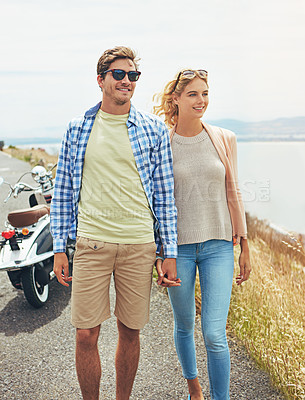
51, 46, 251, 400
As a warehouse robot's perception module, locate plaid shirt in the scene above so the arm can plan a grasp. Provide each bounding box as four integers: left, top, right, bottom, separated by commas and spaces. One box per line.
50, 102, 177, 258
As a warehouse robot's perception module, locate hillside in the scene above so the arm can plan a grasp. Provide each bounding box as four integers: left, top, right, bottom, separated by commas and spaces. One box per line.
207, 116, 305, 141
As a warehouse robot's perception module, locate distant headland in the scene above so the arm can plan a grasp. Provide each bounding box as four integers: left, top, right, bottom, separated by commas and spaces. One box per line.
1, 116, 305, 144
207, 116, 305, 141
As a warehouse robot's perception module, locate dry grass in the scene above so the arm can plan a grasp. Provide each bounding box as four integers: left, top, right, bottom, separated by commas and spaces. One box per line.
195, 214, 305, 399
3, 147, 58, 170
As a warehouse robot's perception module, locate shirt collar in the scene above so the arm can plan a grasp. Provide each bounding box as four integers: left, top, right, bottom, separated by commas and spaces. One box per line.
84, 102, 101, 118
127, 103, 138, 127
84, 101, 138, 127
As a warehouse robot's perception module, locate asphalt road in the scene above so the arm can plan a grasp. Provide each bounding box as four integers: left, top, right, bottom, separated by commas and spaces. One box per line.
0, 151, 285, 399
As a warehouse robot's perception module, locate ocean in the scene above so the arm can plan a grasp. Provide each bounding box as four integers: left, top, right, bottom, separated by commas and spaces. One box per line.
237, 141, 305, 234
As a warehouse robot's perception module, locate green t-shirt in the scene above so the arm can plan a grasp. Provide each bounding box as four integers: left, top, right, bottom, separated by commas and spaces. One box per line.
77, 109, 154, 243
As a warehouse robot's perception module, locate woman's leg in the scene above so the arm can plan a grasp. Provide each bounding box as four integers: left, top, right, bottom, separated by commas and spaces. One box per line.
198, 240, 234, 400
167, 244, 198, 380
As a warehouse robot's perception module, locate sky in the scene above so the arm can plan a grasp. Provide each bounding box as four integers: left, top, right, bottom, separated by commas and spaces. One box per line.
1, 0, 305, 138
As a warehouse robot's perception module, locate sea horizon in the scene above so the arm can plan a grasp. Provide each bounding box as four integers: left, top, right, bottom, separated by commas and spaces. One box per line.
3, 135, 305, 150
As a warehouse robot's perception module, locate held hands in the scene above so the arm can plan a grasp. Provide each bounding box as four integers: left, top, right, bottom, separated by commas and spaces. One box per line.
53, 252, 72, 287
155, 258, 181, 287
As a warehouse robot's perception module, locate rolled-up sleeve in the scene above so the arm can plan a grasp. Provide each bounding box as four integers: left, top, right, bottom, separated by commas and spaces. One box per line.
50, 124, 74, 253
152, 125, 177, 258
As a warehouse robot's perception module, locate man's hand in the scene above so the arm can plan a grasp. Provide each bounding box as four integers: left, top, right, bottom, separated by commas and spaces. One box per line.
156, 258, 181, 287
53, 252, 72, 287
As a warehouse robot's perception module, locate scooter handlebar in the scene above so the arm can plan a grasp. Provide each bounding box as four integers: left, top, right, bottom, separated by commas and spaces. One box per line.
4, 188, 13, 203
5, 182, 38, 200
3, 169, 54, 203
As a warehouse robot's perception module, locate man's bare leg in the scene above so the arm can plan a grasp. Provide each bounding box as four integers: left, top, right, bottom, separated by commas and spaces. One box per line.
115, 319, 140, 400
76, 325, 101, 400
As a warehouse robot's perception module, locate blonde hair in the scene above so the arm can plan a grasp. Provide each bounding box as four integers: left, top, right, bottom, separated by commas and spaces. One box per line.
97, 46, 140, 76
153, 70, 208, 128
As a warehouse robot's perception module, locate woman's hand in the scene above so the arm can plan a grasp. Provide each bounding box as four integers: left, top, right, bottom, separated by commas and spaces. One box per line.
155, 258, 181, 287
236, 238, 251, 285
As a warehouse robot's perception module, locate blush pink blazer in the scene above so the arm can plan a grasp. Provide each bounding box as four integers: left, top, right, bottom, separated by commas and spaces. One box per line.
170, 122, 247, 243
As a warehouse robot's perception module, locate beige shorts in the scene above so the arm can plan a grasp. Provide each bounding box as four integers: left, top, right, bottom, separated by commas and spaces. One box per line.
71, 236, 157, 330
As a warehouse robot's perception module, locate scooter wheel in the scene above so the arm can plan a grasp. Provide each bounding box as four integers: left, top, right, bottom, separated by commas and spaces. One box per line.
21, 264, 49, 308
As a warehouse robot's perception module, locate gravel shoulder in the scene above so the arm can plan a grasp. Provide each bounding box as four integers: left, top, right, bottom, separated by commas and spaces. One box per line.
0, 151, 285, 399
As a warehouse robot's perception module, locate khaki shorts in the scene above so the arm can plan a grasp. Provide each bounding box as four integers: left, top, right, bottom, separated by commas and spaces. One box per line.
71, 236, 156, 330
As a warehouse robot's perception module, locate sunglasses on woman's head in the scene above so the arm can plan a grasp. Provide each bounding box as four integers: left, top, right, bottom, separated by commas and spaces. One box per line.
172, 69, 208, 92
102, 69, 141, 82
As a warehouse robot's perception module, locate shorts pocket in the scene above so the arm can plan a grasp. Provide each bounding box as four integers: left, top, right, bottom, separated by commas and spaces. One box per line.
75, 236, 105, 257
88, 240, 105, 251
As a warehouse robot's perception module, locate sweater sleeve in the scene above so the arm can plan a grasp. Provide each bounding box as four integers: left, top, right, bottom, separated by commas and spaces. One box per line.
229, 132, 247, 238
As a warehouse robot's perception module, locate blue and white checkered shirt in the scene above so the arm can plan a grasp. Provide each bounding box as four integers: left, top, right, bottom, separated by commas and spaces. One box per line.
50, 102, 177, 258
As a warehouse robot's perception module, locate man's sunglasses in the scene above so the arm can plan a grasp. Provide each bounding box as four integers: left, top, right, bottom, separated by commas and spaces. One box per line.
102, 69, 141, 82
172, 69, 208, 92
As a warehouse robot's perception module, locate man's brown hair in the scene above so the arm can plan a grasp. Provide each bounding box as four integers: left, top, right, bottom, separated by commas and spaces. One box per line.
97, 46, 140, 76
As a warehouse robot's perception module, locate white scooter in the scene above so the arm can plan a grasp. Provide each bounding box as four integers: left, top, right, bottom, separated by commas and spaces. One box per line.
0, 165, 74, 308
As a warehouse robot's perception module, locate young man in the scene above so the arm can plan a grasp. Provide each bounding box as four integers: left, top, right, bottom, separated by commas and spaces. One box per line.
50, 46, 178, 400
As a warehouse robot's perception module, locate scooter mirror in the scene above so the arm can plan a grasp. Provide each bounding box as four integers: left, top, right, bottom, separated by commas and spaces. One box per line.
0, 177, 3, 187
31, 165, 47, 181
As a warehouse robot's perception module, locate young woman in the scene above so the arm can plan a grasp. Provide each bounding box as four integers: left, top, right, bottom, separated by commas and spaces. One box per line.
154, 70, 251, 400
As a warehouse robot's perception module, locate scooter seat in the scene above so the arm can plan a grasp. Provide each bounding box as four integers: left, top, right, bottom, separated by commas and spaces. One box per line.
8, 205, 50, 228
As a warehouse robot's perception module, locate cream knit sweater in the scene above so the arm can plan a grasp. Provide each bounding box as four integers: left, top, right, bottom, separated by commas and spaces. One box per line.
172, 129, 232, 245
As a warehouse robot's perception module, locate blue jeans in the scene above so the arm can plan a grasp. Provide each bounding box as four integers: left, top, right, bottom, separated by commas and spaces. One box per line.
167, 240, 234, 400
